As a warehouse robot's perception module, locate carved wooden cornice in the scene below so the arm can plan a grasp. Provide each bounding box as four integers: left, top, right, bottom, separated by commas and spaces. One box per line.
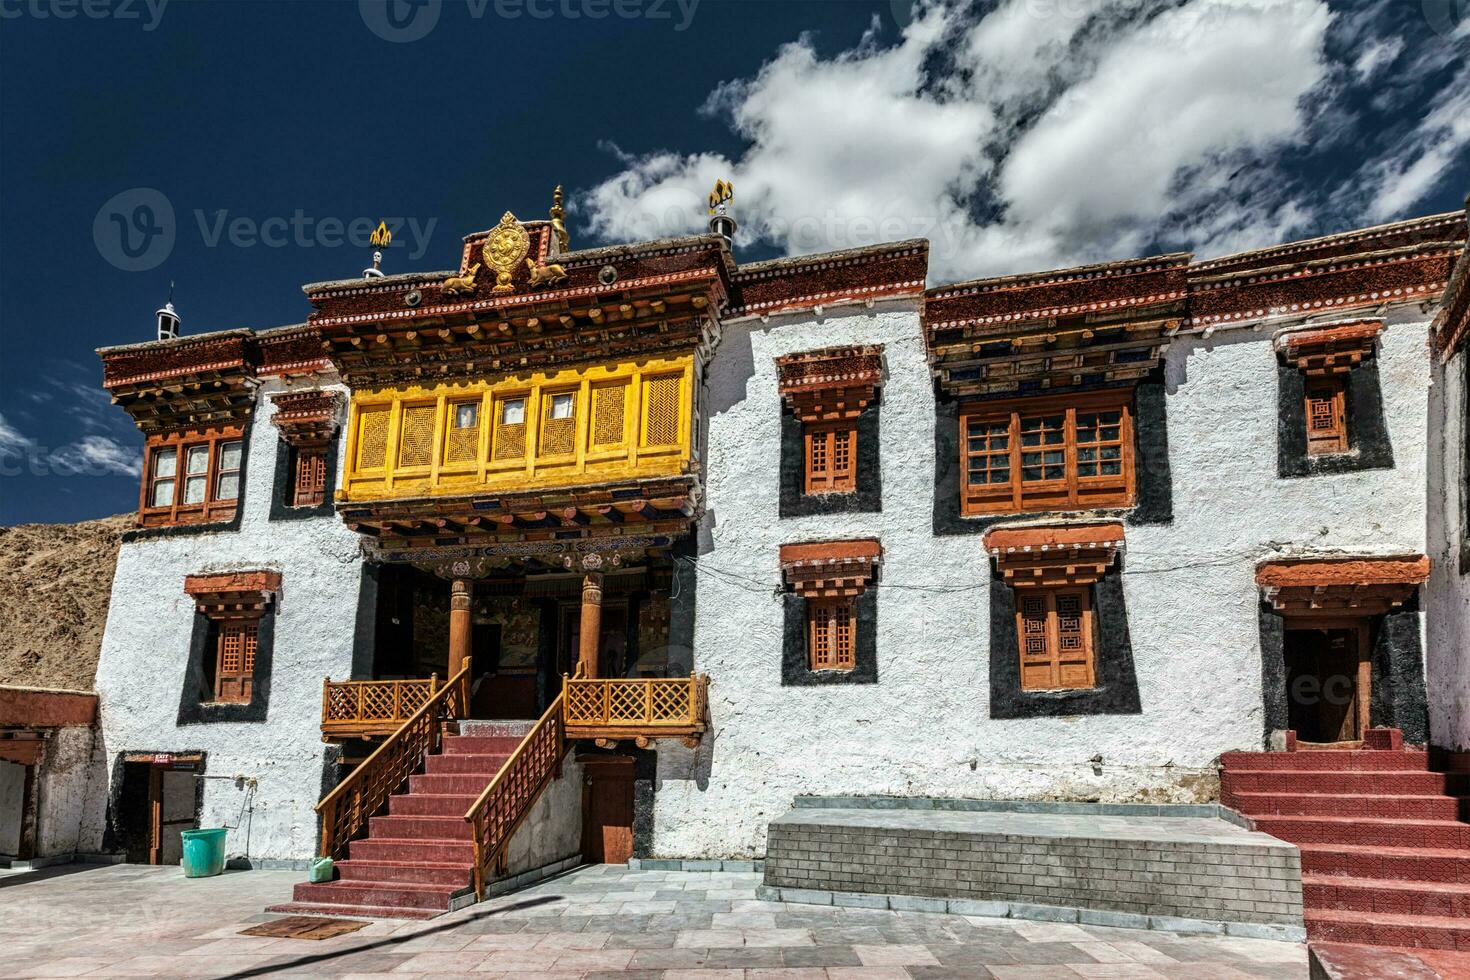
779, 539, 882, 598
776, 345, 884, 421
983, 522, 1125, 588
184, 570, 282, 619
1255, 554, 1429, 617
1274, 319, 1384, 376
269, 389, 341, 447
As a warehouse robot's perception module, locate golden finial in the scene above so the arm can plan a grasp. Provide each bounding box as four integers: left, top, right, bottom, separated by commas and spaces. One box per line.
708, 179, 734, 215
370, 220, 393, 249
550, 185, 569, 255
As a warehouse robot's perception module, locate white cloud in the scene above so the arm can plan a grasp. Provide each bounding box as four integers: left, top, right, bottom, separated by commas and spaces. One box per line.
581, 0, 1462, 283
0, 413, 35, 454
48, 436, 142, 478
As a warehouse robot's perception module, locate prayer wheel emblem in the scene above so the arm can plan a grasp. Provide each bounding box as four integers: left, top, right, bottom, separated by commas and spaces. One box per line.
482, 212, 530, 293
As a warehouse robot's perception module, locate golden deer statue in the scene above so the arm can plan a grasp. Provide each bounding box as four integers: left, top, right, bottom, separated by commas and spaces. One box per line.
526, 257, 568, 288
441, 263, 480, 296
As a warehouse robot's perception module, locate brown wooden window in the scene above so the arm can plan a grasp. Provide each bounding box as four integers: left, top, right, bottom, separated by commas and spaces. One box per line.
961, 390, 1135, 517
807, 597, 856, 671
1016, 588, 1095, 691
139, 428, 245, 527
1305, 378, 1348, 456
213, 620, 258, 703
292, 448, 328, 507
805, 422, 857, 493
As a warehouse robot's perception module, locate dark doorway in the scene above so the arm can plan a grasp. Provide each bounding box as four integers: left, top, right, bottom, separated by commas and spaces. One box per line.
115, 756, 202, 864
1284, 622, 1370, 744
558, 600, 631, 679
581, 755, 634, 865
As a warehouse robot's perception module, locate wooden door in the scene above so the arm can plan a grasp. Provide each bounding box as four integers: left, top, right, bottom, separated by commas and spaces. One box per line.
1285, 622, 1370, 744
581, 757, 634, 865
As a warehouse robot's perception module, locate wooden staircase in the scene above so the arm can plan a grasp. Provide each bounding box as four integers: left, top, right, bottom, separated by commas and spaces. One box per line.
1221, 729, 1470, 950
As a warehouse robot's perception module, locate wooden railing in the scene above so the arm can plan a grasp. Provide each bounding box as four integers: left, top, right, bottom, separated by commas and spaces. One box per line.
563, 674, 709, 743
315, 657, 472, 859
321, 675, 440, 739
463, 692, 566, 900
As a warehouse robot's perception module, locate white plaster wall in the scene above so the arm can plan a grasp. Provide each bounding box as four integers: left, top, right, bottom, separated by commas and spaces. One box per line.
655, 301, 1434, 859
0, 760, 22, 855
1426, 347, 1470, 750
36, 726, 107, 857
95, 376, 363, 862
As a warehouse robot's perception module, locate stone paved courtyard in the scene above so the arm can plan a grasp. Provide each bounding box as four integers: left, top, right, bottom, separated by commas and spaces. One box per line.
3, 863, 1308, 978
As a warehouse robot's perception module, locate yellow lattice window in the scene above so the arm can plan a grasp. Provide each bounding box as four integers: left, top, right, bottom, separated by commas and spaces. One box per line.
641, 373, 681, 447
492, 396, 528, 461
590, 382, 627, 448
539, 391, 577, 457
444, 401, 481, 465
356, 408, 390, 471
397, 404, 437, 469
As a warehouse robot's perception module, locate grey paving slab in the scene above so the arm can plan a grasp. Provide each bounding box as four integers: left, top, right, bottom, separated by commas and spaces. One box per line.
0, 862, 1307, 977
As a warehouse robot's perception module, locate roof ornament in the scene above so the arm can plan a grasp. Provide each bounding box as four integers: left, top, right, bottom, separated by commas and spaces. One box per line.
364, 220, 392, 279
156, 281, 181, 341
549, 185, 569, 257
708, 178, 736, 245
483, 212, 531, 293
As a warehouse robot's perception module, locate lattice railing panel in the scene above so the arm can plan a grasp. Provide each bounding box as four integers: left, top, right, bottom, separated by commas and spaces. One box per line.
321, 678, 437, 728
562, 676, 707, 727
316, 665, 468, 859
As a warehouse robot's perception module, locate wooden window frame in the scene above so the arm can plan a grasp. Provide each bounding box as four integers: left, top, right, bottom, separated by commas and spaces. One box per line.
1305, 376, 1349, 456
1015, 586, 1096, 691
139, 427, 245, 527
806, 596, 857, 672
804, 420, 857, 494
211, 618, 259, 704
291, 445, 328, 507
960, 389, 1135, 517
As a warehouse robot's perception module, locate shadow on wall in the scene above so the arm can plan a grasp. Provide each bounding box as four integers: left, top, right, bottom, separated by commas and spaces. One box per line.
704, 325, 755, 418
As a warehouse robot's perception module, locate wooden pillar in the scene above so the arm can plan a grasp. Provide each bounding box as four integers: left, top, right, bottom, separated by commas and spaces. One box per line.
449, 577, 474, 676
578, 572, 604, 679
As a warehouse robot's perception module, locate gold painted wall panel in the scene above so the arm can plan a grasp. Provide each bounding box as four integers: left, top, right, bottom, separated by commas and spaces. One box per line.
340, 355, 696, 502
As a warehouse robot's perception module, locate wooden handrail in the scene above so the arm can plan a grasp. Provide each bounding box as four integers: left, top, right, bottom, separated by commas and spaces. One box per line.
315, 656, 472, 858
462, 691, 566, 900
562, 674, 709, 729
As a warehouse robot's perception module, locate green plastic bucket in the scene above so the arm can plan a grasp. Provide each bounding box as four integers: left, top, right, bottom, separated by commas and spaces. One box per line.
180, 828, 227, 878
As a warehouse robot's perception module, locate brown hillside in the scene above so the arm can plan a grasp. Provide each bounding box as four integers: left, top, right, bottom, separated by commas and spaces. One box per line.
0, 515, 130, 691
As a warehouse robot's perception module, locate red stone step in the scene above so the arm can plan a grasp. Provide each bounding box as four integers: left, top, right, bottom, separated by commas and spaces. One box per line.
335, 859, 470, 888
291, 879, 464, 912
441, 736, 522, 755
423, 752, 512, 775
1305, 908, 1470, 950
1299, 844, 1470, 885
1250, 815, 1470, 849
263, 900, 441, 921
1304, 875, 1470, 917
349, 837, 476, 864
389, 793, 480, 817
368, 814, 474, 841
1222, 770, 1470, 796
409, 773, 496, 795
1221, 750, 1430, 773
1228, 791, 1470, 820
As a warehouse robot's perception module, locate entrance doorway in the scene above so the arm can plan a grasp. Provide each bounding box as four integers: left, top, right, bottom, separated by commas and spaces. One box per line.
581, 755, 634, 865
1284, 622, 1370, 744
558, 601, 631, 680
116, 755, 202, 864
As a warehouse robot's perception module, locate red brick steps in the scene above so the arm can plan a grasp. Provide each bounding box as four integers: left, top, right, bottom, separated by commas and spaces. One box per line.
268, 721, 535, 920
1221, 733, 1470, 951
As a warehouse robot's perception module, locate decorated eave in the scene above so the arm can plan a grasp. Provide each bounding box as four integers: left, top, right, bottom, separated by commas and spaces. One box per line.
776, 344, 884, 421
1255, 554, 1429, 617
923, 254, 1189, 399
778, 539, 882, 598
184, 570, 282, 618
983, 522, 1126, 588
340, 473, 700, 564
1183, 211, 1465, 334
303, 221, 733, 389
1273, 318, 1384, 375
727, 240, 929, 320
1433, 201, 1470, 360
98, 324, 325, 435
269, 388, 341, 447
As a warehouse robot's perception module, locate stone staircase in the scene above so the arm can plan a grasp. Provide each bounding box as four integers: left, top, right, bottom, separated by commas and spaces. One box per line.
1221, 730, 1470, 950
267, 721, 532, 920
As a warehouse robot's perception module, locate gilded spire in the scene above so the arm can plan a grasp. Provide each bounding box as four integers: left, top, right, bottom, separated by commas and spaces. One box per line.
550, 185, 569, 255
364, 220, 391, 279
708, 178, 736, 245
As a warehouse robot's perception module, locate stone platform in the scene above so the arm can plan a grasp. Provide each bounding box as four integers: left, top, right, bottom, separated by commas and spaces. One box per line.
761, 799, 1306, 941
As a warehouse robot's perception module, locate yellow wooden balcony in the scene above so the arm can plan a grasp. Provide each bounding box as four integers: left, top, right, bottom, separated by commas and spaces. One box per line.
563, 674, 709, 748
321, 676, 443, 741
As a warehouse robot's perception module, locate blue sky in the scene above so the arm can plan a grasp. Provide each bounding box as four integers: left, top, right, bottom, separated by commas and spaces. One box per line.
1, 0, 1466, 525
